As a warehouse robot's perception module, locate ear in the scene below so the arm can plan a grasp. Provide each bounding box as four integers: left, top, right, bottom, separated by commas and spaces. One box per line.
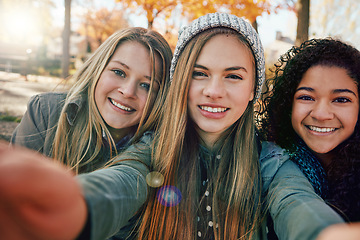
249, 90, 254, 101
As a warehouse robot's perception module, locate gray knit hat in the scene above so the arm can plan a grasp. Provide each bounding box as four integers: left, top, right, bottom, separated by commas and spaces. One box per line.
170, 12, 265, 101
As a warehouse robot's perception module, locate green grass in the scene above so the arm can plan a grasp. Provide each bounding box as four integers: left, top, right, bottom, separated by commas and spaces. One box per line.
0, 114, 21, 123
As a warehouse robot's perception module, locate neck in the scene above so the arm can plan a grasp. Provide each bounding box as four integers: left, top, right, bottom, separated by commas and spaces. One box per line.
313, 151, 336, 172
198, 132, 219, 150
107, 126, 135, 143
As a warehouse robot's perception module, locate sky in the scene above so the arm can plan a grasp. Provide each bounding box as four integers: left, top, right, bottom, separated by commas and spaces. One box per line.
4, 0, 359, 52
258, 10, 297, 47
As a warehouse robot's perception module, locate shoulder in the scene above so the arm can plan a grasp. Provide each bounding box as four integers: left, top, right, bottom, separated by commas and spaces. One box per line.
260, 141, 289, 173
31, 92, 67, 104
139, 131, 154, 143
28, 92, 67, 114
260, 141, 290, 191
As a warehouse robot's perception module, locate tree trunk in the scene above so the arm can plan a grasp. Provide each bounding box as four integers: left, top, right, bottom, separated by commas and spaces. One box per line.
62, 0, 71, 79
295, 0, 310, 46
252, 19, 258, 32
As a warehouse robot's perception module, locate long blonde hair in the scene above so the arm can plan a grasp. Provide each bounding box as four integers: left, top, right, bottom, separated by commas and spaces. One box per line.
137, 28, 262, 239
52, 27, 172, 174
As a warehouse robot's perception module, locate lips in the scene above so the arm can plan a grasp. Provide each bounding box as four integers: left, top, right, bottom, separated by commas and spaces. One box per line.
306, 125, 336, 133
199, 105, 228, 113
109, 98, 135, 112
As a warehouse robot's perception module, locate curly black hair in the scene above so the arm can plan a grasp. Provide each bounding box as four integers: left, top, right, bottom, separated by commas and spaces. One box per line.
258, 38, 360, 221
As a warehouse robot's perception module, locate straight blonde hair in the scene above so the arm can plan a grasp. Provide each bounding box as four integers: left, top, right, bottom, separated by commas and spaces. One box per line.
52, 27, 172, 174
137, 28, 262, 239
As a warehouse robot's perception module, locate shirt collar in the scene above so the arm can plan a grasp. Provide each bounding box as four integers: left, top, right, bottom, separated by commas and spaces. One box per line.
102, 128, 133, 151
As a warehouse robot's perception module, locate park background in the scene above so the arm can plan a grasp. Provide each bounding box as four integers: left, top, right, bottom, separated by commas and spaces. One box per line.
0, 0, 359, 140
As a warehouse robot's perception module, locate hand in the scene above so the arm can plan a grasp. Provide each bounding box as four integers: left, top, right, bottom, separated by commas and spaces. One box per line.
317, 223, 360, 240
0, 142, 87, 240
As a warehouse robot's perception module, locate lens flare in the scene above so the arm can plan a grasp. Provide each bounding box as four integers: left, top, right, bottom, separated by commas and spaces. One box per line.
146, 171, 164, 188
156, 185, 182, 207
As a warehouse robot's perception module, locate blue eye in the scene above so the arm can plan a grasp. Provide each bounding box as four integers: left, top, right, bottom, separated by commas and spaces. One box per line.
334, 97, 351, 103
192, 71, 207, 78
140, 82, 150, 91
226, 74, 243, 80
112, 69, 126, 78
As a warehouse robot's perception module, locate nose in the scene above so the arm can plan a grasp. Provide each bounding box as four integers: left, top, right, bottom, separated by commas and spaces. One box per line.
309, 100, 334, 121
118, 79, 137, 99
203, 76, 225, 99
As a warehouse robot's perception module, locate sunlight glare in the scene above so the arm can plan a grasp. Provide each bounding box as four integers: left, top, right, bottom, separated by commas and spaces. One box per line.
3, 9, 40, 43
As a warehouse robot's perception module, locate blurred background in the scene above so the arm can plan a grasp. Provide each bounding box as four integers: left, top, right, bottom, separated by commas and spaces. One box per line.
0, 0, 359, 140
1, 0, 359, 79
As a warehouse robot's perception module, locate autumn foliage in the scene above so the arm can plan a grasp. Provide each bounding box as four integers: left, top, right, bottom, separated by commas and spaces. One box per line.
116, 0, 283, 28
78, 8, 129, 51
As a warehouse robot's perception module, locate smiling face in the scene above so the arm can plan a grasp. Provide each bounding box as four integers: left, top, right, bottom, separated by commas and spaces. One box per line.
291, 65, 359, 163
187, 34, 255, 147
95, 40, 160, 141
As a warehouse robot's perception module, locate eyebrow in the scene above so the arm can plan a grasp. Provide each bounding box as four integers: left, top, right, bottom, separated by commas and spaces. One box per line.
296, 86, 357, 96
194, 64, 248, 72
295, 87, 314, 92
111, 60, 151, 80
333, 88, 357, 96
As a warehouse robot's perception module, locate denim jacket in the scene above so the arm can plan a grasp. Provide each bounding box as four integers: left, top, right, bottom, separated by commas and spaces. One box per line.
77, 135, 344, 240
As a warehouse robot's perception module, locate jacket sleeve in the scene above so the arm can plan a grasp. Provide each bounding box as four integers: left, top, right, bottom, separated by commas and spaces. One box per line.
76, 133, 153, 240
260, 142, 345, 240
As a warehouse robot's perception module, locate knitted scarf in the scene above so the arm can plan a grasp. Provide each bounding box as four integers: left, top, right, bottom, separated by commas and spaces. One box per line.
288, 139, 329, 198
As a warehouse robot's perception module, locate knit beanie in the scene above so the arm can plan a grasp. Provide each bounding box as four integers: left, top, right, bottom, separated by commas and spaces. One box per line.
170, 12, 265, 101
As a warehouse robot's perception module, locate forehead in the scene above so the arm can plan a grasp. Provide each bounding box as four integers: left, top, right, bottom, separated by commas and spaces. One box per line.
109, 41, 153, 75
299, 65, 358, 91
196, 34, 254, 66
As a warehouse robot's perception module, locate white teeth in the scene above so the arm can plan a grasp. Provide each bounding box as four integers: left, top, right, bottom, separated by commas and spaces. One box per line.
200, 106, 227, 113
308, 126, 335, 133
110, 99, 132, 112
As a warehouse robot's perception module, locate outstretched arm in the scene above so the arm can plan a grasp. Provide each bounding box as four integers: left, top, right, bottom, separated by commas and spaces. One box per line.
316, 223, 360, 240
260, 141, 344, 240
76, 133, 152, 239
267, 160, 344, 240
0, 132, 152, 240
0, 142, 87, 240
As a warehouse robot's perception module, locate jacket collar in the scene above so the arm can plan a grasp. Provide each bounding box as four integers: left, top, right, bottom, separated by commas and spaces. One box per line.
65, 94, 84, 126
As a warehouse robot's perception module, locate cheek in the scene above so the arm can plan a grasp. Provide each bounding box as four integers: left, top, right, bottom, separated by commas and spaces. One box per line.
291, 113, 298, 133
94, 74, 109, 98
291, 104, 303, 131
345, 111, 359, 132
231, 86, 252, 106
138, 92, 151, 110
94, 81, 103, 106
187, 82, 198, 104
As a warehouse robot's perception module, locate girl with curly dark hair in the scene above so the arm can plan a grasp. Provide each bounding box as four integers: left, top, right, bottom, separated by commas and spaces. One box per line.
258, 38, 360, 223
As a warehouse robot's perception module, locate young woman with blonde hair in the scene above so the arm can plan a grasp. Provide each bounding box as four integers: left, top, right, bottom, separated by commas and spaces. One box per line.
11, 27, 172, 173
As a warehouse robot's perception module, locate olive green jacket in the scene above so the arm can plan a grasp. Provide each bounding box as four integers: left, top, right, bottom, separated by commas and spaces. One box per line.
77, 135, 344, 240
11, 92, 82, 156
